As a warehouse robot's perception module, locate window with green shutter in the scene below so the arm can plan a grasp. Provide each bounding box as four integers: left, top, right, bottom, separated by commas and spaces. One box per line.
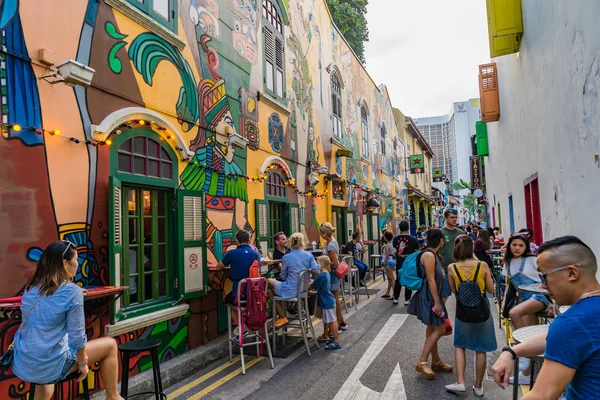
263, 0, 286, 101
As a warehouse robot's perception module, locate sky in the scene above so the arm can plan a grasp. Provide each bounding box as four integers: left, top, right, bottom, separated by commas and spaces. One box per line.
364, 0, 491, 118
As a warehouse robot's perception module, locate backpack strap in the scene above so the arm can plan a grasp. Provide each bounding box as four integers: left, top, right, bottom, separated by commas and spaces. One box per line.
472, 262, 482, 281
453, 264, 465, 283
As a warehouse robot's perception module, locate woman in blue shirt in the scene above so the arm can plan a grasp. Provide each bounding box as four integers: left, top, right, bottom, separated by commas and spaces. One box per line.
13, 241, 123, 400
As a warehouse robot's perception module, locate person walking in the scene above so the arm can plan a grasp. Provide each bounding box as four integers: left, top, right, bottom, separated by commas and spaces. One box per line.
319, 222, 348, 333
12, 241, 123, 400
439, 209, 465, 302
474, 229, 494, 270
392, 220, 420, 305
492, 236, 600, 399
408, 228, 453, 379
381, 231, 397, 299
502, 234, 549, 384
445, 235, 497, 396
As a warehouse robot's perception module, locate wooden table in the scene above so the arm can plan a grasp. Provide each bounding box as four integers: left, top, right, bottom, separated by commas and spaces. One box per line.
511, 324, 549, 399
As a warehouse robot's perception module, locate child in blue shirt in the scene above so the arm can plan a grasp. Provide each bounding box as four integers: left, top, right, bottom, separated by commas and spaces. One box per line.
310, 256, 341, 350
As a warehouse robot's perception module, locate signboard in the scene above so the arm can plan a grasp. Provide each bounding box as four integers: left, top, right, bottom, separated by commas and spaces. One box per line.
410, 155, 424, 174
470, 156, 483, 189
184, 247, 204, 293
432, 168, 443, 182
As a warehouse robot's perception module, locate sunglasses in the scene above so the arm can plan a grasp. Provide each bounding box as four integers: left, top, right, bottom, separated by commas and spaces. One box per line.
62, 240, 75, 259
538, 264, 578, 284
446, 209, 458, 214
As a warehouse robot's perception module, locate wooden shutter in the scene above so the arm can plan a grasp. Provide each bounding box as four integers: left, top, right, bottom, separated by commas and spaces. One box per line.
486, 0, 523, 58
479, 63, 500, 122
264, 27, 275, 94
275, 36, 285, 98
108, 176, 123, 320
288, 203, 300, 234
255, 199, 270, 257
178, 190, 207, 299
370, 213, 380, 255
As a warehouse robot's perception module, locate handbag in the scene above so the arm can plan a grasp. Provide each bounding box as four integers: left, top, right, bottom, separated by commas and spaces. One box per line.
0, 294, 42, 370
502, 282, 517, 318
333, 260, 350, 279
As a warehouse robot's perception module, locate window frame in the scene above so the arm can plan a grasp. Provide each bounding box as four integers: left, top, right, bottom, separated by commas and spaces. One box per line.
331, 73, 343, 140
110, 128, 180, 321
262, 0, 286, 101
361, 106, 369, 159
125, 0, 177, 33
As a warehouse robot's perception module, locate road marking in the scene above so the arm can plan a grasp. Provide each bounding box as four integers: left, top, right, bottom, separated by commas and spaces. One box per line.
186, 357, 264, 400
168, 356, 242, 399
333, 314, 408, 400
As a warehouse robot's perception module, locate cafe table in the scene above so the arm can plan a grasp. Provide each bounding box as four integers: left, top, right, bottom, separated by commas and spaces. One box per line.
511, 324, 550, 399
517, 283, 548, 295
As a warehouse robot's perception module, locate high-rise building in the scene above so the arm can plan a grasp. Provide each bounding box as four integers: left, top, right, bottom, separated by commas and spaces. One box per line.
415, 99, 481, 184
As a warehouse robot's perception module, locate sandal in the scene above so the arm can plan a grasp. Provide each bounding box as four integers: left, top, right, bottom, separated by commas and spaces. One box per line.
381, 294, 391, 298
416, 361, 436, 380
325, 341, 342, 350
317, 335, 330, 342
432, 359, 453, 373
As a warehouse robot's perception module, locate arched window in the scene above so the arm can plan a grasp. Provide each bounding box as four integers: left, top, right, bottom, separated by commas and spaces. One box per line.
266, 172, 287, 198
332, 73, 342, 139
361, 106, 369, 159
263, 0, 285, 100
117, 136, 173, 180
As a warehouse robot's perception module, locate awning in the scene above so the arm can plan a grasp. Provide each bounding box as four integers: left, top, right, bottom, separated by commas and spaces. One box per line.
407, 186, 434, 203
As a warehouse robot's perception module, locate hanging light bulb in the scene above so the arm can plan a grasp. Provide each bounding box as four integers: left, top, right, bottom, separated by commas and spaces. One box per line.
11, 124, 21, 132
115, 129, 122, 135
106, 139, 113, 145
139, 120, 146, 125
52, 129, 61, 136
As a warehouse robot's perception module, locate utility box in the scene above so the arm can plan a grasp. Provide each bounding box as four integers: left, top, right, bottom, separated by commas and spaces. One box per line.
486, 0, 523, 58
476, 121, 489, 156
479, 63, 500, 122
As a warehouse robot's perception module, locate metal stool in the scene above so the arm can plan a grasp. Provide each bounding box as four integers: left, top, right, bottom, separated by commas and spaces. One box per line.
119, 338, 165, 399
30, 371, 90, 400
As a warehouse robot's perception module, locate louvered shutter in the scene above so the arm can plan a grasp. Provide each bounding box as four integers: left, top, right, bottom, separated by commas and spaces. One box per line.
108, 177, 123, 320
264, 27, 275, 94
370, 213, 380, 255
275, 36, 285, 98
288, 203, 300, 234
255, 199, 270, 257
178, 190, 207, 299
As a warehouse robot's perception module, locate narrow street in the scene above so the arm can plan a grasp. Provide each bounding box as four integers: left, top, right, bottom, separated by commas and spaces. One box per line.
165, 276, 510, 400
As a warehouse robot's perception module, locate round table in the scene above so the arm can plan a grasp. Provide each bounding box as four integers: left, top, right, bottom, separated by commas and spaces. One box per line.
518, 283, 548, 295
512, 324, 549, 344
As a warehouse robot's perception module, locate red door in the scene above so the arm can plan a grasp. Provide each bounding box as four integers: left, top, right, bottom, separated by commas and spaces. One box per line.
524, 174, 543, 245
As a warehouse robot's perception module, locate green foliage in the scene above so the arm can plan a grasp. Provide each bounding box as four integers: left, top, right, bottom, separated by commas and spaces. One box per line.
326, 0, 370, 64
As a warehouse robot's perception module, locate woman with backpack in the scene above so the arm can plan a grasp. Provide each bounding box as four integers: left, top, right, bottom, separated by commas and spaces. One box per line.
407, 228, 453, 379
445, 235, 496, 396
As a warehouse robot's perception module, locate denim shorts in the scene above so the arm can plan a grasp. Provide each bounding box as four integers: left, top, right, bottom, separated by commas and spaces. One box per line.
274, 280, 283, 297
385, 262, 396, 270
53, 352, 77, 383
442, 274, 452, 298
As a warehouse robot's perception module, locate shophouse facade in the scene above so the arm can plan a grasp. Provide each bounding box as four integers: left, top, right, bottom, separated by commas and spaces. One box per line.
0, 0, 405, 396
480, 0, 600, 253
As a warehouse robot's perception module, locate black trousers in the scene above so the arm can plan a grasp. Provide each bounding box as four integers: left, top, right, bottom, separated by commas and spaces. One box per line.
393, 258, 412, 302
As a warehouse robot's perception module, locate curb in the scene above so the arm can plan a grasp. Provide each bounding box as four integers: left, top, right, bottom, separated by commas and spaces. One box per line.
92, 336, 229, 399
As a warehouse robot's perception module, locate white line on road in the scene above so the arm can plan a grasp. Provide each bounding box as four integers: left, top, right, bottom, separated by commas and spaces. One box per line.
334, 314, 408, 400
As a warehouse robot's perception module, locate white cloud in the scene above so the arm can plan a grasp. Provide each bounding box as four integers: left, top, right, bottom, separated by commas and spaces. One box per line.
364, 0, 490, 118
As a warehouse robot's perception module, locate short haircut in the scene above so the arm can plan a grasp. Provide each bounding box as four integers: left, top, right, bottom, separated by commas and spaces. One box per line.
444, 209, 458, 218
494, 227, 500, 231
538, 236, 597, 274
288, 232, 305, 250
399, 220, 410, 232
316, 255, 331, 272
384, 231, 393, 242
352, 231, 361, 240
236, 229, 250, 244
273, 232, 285, 242
454, 235, 474, 260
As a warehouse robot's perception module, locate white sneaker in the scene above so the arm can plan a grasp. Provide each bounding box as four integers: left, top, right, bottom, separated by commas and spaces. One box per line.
519, 357, 531, 371
509, 372, 532, 385
473, 386, 484, 397
445, 383, 466, 393
404, 300, 411, 306
392, 299, 399, 304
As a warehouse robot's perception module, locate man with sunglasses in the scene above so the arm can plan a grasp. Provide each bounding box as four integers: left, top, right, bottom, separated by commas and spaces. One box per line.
438, 208, 464, 301
492, 236, 600, 399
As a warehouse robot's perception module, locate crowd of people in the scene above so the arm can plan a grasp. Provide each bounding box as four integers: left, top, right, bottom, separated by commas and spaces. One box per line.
7, 207, 599, 399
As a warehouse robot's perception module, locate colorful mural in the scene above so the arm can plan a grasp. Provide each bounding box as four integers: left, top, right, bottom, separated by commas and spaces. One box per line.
0, 0, 410, 397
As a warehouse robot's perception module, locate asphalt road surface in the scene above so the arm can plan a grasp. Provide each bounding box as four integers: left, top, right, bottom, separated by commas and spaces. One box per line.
165, 277, 515, 400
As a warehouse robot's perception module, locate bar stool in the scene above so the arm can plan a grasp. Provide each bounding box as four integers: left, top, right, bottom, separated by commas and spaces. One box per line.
119, 338, 165, 399
30, 371, 90, 400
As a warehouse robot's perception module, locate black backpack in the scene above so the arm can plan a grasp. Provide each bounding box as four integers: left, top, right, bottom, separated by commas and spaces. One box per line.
454, 262, 490, 323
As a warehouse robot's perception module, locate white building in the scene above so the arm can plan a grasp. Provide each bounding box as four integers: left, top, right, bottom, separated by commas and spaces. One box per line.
482, 1, 600, 256
415, 99, 481, 185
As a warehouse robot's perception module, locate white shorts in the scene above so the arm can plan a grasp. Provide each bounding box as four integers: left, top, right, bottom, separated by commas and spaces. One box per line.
322, 308, 337, 324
